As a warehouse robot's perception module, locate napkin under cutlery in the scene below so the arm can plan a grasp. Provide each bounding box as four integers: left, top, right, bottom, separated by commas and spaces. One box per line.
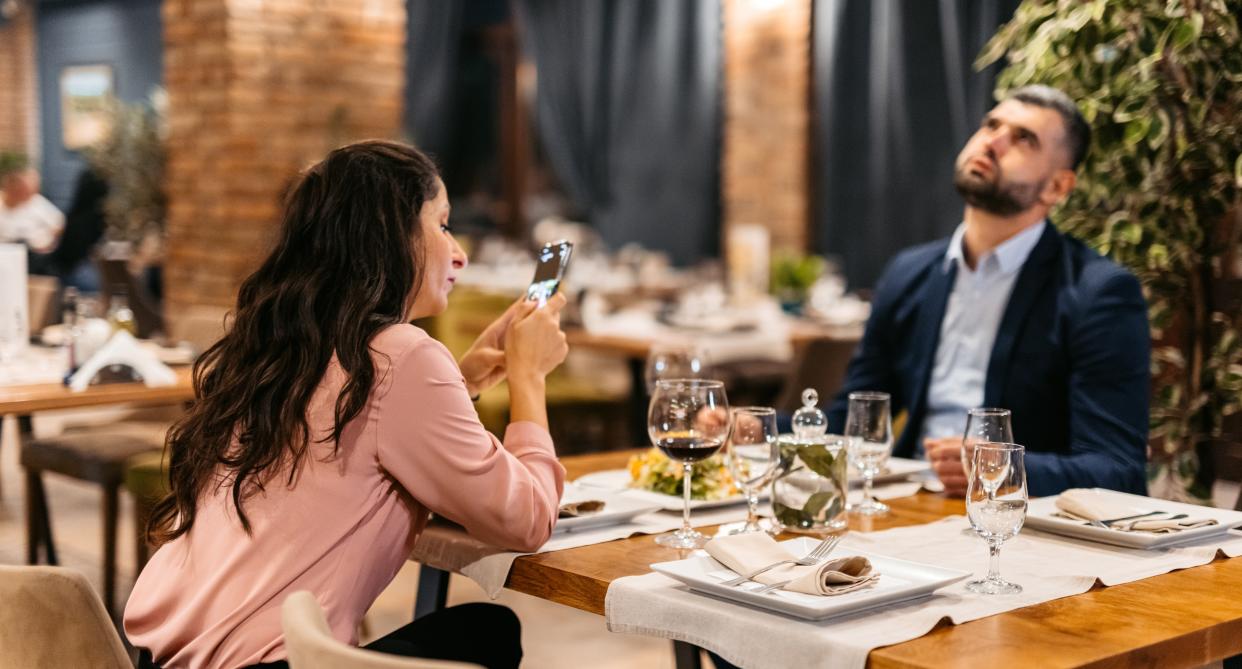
704, 532, 878, 596
1054, 489, 1217, 533
558, 500, 606, 518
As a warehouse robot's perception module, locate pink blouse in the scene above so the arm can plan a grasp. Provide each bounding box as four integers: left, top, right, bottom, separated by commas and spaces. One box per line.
124, 324, 564, 669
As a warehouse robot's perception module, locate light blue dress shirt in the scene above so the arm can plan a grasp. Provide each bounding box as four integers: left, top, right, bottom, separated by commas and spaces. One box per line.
916, 220, 1047, 457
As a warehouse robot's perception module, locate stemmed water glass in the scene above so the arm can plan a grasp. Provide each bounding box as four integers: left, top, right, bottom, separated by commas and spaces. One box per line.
846, 391, 892, 516
649, 378, 731, 549
644, 344, 708, 394
724, 406, 780, 535
965, 442, 1027, 595
960, 408, 1013, 477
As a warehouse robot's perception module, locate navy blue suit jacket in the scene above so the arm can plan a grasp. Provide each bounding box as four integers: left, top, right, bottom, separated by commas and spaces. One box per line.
826, 224, 1150, 496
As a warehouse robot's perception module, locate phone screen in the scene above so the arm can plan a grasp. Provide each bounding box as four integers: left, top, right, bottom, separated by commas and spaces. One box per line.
526, 241, 573, 304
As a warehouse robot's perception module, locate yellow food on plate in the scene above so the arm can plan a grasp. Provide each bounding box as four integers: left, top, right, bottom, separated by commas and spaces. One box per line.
626, 448, 739, 500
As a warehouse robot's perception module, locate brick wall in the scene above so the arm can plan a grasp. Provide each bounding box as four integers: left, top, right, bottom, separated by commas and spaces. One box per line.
0, 3, 39, 158
162, 0, 405, 325
721, 0, 811, 254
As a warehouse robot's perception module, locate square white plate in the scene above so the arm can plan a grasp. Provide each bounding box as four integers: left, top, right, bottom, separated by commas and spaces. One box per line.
1025, 488, 1242, 549
650, 537, 970, 621
554, 484, 662, 534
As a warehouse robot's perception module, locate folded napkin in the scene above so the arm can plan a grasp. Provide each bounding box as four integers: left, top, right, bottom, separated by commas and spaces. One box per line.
704, 532, 878, 596
1055, 489, 1218, 533
67, 330, 178, 392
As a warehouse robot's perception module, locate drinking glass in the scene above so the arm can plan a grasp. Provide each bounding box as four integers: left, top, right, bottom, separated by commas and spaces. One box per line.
724, 406, 779, 534
965, 442, 1027, 595
960, 408, 1013, 477
644, 344, 708, 394
845, 391, 892, 516
649, 378, 730, 549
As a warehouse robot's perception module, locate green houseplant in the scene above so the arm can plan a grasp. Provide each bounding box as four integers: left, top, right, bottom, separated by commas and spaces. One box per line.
978, 0, 1242, 502
770, 253, 826, 315
82, 92, 167, 248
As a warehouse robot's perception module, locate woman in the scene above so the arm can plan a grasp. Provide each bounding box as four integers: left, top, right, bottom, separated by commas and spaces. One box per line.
125, 141, 568, 669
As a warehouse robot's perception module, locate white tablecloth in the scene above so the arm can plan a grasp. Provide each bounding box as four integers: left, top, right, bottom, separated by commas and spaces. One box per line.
605, 517, 1242, 669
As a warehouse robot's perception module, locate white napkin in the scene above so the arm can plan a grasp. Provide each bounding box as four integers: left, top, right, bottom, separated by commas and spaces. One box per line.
1054, 489, 1218, 533
704, 532, 878, 596
67, 330, 178, 391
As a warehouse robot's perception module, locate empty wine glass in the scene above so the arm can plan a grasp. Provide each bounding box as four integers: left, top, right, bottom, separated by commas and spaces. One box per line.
846, 391, 892, 516
649, 379, 730, 549
961, 408, 1013, 477
644, 344, 708, 394
724, 406, 779, 535
965, 442, 1027, 595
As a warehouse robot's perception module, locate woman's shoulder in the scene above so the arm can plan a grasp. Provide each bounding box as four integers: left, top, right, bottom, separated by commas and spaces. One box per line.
369, 323, 454, 367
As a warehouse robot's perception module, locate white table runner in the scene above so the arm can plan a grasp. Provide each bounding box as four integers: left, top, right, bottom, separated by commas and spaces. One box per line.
411, 481, 924, 597
605, 516, 1242, 669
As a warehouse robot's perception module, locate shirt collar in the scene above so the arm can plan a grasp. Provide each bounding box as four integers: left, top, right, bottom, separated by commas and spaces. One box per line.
942, 220, 1046, 276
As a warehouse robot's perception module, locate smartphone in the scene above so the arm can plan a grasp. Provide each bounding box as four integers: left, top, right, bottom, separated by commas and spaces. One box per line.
526, 240, 574, 305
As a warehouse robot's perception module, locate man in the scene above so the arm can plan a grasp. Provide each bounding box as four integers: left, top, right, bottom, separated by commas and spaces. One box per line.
826, 85, 1149, 497
0, 159, 65, 275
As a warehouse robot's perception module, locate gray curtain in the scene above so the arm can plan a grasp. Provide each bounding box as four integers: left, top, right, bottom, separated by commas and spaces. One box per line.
813, 0, 1021, 289
405, 0, 466, 158
514, 0, 721, 265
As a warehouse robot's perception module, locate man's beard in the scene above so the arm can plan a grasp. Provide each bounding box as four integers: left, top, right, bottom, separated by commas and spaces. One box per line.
953, 163, 1044, 217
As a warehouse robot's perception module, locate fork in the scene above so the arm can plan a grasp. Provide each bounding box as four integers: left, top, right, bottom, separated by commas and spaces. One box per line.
1089, 512, 1187, 529
720, 535, 842, 587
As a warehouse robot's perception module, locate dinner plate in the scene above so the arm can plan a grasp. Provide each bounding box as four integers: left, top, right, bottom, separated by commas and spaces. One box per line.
861, 457, 931, 485
573, 469, 758, 511
554, 484, 663, 534
576, 458, 928, 512
650, 537, 970, 621
1025, 488, 1242, 549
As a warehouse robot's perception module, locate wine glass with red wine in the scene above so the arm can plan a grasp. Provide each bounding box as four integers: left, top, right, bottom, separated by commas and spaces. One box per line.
649, 378, 730, 549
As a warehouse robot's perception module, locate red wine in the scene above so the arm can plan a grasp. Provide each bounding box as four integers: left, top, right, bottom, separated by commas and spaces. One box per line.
656, 436, 724, 463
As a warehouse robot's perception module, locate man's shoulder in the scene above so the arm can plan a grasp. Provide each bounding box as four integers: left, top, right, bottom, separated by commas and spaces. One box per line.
1055, 229, 1141, 294
884, 237, 952, 279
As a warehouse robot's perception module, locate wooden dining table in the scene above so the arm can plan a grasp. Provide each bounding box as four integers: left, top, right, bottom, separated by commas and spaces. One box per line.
0, 364, 195, 497
414, 449, 1242, 669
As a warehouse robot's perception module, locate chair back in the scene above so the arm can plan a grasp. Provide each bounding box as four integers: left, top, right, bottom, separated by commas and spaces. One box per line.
773, 337, 858, 413
0, 565, 130, 669
98, 258, 164, 338
281, 591, 480, 669
27, 274, 59, 333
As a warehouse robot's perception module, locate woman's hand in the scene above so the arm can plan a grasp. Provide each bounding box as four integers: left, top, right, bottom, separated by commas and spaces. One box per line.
505, 293, 569, 383
458, 298, 527, 397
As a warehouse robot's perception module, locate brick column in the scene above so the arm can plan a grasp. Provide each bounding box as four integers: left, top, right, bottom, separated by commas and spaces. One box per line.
721, 0, 812, 254
0, 2, 40, 157
162, 0, 405, 324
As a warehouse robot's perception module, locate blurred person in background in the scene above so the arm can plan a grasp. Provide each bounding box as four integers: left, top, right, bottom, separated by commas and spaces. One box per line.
49, 166, 109, 293
0, 154, 65, 275
125, 140, 568, 669
825, 85, 1149, 498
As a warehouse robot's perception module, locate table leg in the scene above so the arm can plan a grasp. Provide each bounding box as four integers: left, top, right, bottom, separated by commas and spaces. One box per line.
413, 565, 450, 621
628, 358, 648, 442
672, 641, 703, 669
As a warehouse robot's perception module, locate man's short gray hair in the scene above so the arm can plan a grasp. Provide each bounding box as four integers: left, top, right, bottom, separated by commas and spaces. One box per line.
1004, 85, 1092, 171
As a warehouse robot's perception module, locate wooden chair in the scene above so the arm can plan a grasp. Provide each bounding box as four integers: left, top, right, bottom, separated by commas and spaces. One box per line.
21, 418, 173, 619
97, 258, 164, 338
773, 337, 858, 413
0, 565, 131, 669
281, 591, 479, 669
27, 274, 60, 333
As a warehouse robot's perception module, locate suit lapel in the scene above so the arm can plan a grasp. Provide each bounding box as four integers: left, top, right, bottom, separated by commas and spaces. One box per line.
983, 224, 1062, 405
907, 259, 956, 430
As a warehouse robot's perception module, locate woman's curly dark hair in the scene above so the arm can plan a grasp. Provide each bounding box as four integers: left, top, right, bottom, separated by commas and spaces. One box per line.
148, 140, 440, 543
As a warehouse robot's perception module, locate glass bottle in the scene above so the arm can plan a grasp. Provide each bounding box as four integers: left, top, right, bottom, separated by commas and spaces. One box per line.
107, 290, 136, 335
